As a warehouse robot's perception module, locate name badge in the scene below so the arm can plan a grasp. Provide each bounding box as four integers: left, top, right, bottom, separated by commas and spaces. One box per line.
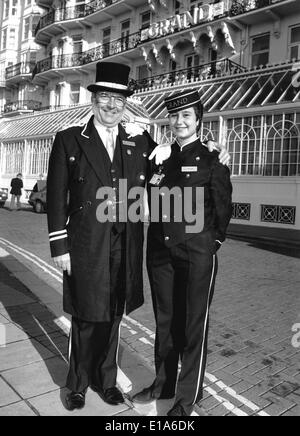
122, 140, 136, 147
149, 173, 165, 186
181, 166, 197, 173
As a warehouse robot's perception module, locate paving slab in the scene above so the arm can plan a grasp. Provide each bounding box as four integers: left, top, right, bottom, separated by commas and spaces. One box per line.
0, 377, 21, 407
0, 338, 54, 371
0, 401, 37, 416
2, 323, 31, 344
0, 313, 10, 324
0, 286, 35, 308
2, 356, 68, 399
28, 388, 131, 417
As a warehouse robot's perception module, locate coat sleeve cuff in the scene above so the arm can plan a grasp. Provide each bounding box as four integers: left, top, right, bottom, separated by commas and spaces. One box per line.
49, 230, 69, 258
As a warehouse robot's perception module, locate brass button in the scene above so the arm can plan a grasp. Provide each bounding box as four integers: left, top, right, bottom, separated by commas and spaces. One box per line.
69, 156, 76, 163
196, 156, 200, 161
165, 236, 170, 241
140, 175, 145, 181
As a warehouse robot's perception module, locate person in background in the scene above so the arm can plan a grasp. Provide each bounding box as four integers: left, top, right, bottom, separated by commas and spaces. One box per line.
32, 174, 46, 193
10, 173, 23, 211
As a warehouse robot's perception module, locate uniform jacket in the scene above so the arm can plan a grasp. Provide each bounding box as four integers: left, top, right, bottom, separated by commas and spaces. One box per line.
147, 138, 233, 253
47, 116, 156, 322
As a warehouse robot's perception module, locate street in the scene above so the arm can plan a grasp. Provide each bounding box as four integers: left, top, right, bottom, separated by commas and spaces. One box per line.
0, 205, 300, 416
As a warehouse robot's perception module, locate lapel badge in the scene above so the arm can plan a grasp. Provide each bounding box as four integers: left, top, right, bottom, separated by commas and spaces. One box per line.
123, 140, 136, 147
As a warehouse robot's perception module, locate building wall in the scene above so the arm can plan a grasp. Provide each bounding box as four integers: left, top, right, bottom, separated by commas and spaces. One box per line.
0, 0, 299, 240
0, 0, 43, 115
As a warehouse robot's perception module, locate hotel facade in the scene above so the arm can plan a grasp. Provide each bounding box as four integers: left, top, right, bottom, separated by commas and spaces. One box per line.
0, 0, 299, 243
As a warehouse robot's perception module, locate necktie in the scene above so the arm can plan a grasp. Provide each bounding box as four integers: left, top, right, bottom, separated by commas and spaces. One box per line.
106, 128, 115, 161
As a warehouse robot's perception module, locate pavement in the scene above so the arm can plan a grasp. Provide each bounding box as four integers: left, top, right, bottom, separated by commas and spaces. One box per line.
0, 247, 157, 417
0, 205, 300, 417
0, 245, 208, 418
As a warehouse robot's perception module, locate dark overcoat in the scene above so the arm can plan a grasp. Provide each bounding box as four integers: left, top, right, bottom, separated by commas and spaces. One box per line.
47, 116, 155, 322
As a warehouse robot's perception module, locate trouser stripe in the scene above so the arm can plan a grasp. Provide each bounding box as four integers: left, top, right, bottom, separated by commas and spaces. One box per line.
68, 322, 72, 362
193, 254, 216, 405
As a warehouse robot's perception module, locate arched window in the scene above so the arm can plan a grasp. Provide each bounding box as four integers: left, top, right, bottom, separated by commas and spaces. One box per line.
28, 138, 52, 176
264, 119, 300, 176
3, 141, 24, 175
227, 121, 259, 176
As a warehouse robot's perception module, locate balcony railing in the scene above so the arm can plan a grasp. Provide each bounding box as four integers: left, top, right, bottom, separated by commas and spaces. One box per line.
4, 100, 42, 114
33, 31, 141, 78
5, 62, 36, 80
230, 0, 286, 16
35, 0, 121, 35
133, 59, 247, 91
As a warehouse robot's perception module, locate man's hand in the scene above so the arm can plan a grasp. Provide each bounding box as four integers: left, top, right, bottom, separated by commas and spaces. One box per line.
149, 144, 171, 165
206, 141, 231, 166
53, 253, 71, 276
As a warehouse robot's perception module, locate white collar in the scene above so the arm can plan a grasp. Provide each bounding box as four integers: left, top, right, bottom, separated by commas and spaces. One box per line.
177, 134, 199, 151
93, 119, 119, 136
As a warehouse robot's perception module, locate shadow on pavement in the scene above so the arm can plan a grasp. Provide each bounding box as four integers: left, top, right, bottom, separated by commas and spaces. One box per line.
229, 237, 300, 259
0, 256, 69, 411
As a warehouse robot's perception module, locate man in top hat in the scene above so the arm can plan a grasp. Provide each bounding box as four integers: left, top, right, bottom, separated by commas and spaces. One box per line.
47, 62, 230, 412
132, 89, 233, 416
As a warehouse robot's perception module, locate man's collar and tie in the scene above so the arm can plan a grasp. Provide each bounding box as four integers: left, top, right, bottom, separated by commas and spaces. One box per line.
93, 119, 119, 161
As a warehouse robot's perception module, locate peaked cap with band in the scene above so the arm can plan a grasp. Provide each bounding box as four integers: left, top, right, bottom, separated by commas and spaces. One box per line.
87, 62, 134, 97
165, 89, 203, 115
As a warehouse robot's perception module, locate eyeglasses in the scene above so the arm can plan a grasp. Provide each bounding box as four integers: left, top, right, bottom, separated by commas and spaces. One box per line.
95, 93, 126, 108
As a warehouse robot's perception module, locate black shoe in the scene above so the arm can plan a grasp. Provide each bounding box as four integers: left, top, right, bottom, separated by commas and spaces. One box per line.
132, 386, 174, 404
65, 391, 86, 411
92, 386, 125, 405
167, 403, 188, 417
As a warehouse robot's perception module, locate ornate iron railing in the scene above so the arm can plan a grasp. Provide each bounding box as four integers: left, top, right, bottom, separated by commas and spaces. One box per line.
4, 100, 42, 113
133, 59, 247, 90
33, 31, 141, 77
5, 62, 36, 80
230, 0, 285, 17
35, 0, 121, 35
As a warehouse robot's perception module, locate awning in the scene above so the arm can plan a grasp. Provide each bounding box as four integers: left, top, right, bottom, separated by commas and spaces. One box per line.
138, 65, 300, 119
0, 100, 150, 141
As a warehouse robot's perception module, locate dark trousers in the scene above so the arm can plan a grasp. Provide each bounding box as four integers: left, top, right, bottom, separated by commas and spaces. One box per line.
147, 234, 218, 415
66, 230, 126, 393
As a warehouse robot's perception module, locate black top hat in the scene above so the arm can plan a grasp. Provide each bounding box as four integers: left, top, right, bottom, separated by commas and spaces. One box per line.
87, 62, 134, 97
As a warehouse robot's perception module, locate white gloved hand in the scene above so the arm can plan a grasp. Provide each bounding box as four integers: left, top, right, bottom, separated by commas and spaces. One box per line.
205, 140, 231, 166
149, 143, 172, 165
53, 253, 71, 276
